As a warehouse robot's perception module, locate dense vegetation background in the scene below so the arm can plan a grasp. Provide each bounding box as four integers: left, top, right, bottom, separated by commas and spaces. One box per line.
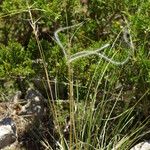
0, 0, 150, 149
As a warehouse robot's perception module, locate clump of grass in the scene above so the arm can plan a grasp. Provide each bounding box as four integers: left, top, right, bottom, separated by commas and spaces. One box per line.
28, 3, 149, 150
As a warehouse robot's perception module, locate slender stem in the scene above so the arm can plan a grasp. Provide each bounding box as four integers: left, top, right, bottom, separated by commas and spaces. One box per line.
68, 60, 73, 149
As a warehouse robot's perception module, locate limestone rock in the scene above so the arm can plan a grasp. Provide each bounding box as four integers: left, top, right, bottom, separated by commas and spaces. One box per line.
18, 88, 45, 118
130, 141, 150, 150
0, 117, 17, 149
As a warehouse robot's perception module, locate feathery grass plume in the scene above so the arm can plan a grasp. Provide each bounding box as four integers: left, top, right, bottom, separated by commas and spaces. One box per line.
54, 22, 85, 60
54, 21, 134, 65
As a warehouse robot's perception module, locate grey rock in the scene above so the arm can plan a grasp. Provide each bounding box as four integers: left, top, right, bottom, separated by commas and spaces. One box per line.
130, 141, 150, 150
18, 88, 45, 118
25, 88, 45, 100
0, 117, 17, 149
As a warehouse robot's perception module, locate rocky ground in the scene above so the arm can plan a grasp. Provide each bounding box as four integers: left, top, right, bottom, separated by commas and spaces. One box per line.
0, 88, 53, 150
0, 88, 149, 150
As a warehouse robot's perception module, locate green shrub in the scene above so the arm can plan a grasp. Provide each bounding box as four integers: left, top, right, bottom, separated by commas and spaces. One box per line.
0, 41, 34, 78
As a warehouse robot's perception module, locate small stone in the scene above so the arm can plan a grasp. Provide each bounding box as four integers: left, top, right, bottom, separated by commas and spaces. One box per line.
130, 141, 150, 150
0, 117, 17, 149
